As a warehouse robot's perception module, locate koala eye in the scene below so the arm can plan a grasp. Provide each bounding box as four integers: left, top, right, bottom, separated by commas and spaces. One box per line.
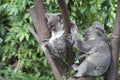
58, 19, 60, 22
45, 18, 48, 22
48, 23, 55, 29
57, 18, 61, 22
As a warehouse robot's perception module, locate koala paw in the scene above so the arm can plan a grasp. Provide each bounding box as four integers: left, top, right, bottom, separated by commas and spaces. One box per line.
74, 72, 83, 78
72, 64, 78, 71
65, 34, 74, 45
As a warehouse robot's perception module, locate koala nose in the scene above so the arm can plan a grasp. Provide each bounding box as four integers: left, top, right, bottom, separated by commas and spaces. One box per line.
48, 25, 53, 30
48, 25, 51, 29
50, 25, 53, 28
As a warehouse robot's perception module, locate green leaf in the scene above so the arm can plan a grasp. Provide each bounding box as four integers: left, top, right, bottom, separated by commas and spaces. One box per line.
25, 33, 29, 41
80, 7, 86, 13
24, 13, 29, 19
0, 38, 3, 44
34, 72, 40, 78
19, 33, 25, 42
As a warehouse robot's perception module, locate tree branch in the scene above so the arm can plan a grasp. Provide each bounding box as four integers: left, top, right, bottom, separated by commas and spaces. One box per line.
41, 44, 62, 80
27, 26, 39, 43
33, 0, 50, 40
57, 0, 93, 80
57, 0, 74, 69
29, 8, 43, 43
29, 0, 62, 80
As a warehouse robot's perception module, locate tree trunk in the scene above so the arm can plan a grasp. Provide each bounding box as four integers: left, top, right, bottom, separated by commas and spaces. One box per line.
29, 0, 62, 80
105, 0, 120, 80
33, 0, 50, 40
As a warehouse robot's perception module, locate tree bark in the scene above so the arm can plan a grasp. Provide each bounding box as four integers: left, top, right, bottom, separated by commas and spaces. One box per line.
33, 0, 50, 40
105, 0, 120, 80
57, 0, 93, 80
57, 0, 74, 69
57, 0, 75, 79
29, 0, 62, 80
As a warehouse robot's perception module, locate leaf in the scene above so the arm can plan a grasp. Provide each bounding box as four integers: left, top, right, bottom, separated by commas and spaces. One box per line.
2, 56, 7, 62
0, 25, 6, 37
43, 58, 47, 67
19, 33, 25, 42
24, 13, 30, 19
34, 72, 40, 78
66, 0, 69, 5
71, 12, 76, 17
32, 55, 36, 61
71, 6, 76, 11
80, 7, 87, 13
5, 35, 12, 42
0, 38, 3, 44
90, 6, 96, 13
25, 33, 29, 41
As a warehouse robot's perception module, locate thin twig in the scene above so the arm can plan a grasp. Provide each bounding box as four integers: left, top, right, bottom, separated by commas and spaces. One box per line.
27, 26, 40, 43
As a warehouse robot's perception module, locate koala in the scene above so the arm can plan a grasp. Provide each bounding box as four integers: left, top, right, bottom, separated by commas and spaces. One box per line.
41, 13, 78, 59
66, 22, 111, 77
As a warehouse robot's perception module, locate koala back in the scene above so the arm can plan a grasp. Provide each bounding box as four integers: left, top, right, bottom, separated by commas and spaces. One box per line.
80, 38, 111, 76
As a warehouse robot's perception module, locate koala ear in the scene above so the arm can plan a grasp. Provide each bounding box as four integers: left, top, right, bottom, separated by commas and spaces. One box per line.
96, 27, 105, 33
45, 13, 50, 19
56, 13, 62, 21
92, 21, 105, 33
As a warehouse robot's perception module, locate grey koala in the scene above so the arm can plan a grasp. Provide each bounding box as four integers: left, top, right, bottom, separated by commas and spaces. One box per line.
66, 22, 111, 77
41, 13, 78, 59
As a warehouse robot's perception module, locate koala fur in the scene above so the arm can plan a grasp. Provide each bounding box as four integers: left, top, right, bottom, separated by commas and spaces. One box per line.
67, 22, 111, 77
41, 13, 78, 59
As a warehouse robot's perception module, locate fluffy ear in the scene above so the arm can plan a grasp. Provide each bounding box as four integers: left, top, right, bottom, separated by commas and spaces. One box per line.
56, 13, 62, 21
92, 21, 105, 33
45, 13, 50, 19
96, 27, 105, 34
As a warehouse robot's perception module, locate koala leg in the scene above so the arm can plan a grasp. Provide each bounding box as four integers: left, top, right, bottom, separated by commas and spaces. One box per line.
74, 61, 88, 77
72, 64, 83, 77
72, 64, 79, 70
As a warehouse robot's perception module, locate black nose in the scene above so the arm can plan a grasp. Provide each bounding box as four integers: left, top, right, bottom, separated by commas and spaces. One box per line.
50, 25, 53, 28
48, 25, 54, 30
48, 25, 51, 29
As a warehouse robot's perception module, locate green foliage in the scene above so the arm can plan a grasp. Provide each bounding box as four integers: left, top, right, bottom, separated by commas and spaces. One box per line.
0, 0, 118, 80
0, 0, 54, 80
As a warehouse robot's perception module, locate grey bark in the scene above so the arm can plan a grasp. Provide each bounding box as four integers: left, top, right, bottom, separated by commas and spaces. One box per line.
105, 0, 120, 80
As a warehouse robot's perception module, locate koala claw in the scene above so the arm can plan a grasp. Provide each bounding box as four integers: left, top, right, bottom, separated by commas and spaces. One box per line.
65, 34, 74, 45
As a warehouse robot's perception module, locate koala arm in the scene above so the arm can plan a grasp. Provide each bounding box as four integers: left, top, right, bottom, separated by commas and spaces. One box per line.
70, 21, 78, 42
66, 34, 94, 54
76, 54, 87, 60
74, 40, 94, 54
